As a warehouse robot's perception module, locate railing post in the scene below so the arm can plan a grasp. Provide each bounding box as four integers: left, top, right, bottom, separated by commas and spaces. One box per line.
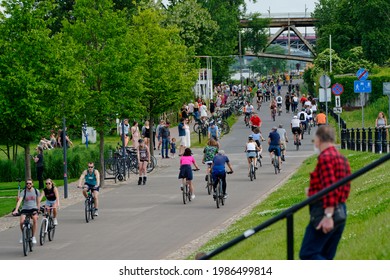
346, 129, 350, 150
382, 127, 388, 153
341, 129, 346, 149
362, 128, 367, 152
350, 128, 355, 151
356, 128, 361, 151
286, 214, 294, 260
368, 127, 373, 152
375, 127, 380, 153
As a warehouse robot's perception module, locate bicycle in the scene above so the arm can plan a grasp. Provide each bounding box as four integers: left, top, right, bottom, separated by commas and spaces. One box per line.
181, 169, 199, 204
256, 151, 262, 168
271, 149, 281, 174
39, 206, 56, 246
78, 186, 96, 223
214, 171, 233, 209
248, 155, 257, 181
21, 212, 36, 256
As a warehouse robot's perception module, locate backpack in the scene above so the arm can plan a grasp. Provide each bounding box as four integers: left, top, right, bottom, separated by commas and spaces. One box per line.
23, 187, 38, 201
299, 113, 306, 120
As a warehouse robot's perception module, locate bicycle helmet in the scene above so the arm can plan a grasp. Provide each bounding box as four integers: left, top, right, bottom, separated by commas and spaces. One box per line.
248, 135, 253, 139
293, 115, 298, 119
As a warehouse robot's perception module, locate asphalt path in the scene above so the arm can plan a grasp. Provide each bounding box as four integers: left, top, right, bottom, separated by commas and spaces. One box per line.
0, 81, 317, 260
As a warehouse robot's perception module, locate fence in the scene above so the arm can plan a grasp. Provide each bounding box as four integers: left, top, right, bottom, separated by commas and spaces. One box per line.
341, 127, 389, 153
199, 152, 390, 260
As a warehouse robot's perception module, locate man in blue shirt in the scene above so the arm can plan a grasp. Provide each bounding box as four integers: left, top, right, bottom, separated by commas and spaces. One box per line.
268, 127, 281, 169
208, 121, 220, 141
212, 150, 233, 199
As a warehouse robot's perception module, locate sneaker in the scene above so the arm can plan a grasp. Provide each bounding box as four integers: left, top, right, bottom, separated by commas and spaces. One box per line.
191, 194, 195, 200
32, 236, 37, 244
19, 237, 23, 244
53, 218, 58, 226
281, 155, 285, 162
213, 192, 217, 199
259, 154, 263, 159
223, 193, 228, 199
94, 209, 99, 216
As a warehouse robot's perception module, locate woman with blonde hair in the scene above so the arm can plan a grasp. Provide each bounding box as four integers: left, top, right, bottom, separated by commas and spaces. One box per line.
39, 178, 60, 225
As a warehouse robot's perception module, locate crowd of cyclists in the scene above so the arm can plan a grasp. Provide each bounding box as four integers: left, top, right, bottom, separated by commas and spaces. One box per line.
11, 76, 323, 251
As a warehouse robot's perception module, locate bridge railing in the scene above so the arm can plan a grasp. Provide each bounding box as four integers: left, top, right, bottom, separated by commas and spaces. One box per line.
200, 152, 390, 260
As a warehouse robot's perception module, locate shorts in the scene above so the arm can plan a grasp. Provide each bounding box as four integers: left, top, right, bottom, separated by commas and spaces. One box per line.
268, 145, 281, 157
84, 183, 99, 192
178, 165, 193, 181
45, 200, 56, 207
246, 151, 257, 158
20, 209, 39, 216
292, 127, 302, 135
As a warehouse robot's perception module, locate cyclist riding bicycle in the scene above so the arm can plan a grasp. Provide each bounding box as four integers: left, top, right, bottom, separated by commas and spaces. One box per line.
211, 150, 233, 199
245, 135, 261, 173
291, 115, 302, 145
276, 124, 289, 161
270, 99, 277, 118
78, 162, 100, 216
13, 179, 40, 244
276, 93, 283, 112
39, 178, 60, 225
268, 127, 282, 169
179, 148, 200, 200
298, 108, 308, 132
202, 138, 219, 181
252, 127, 265, 157
244, 102, 254, 125
249, 112, 262, 132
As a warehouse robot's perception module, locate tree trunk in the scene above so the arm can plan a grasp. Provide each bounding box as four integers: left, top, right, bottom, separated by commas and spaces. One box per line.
24, 144, 31, 181
99, 129, 105, 188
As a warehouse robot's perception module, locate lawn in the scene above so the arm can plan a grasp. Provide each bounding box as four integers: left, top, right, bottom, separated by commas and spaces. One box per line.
191, 151, 390, 260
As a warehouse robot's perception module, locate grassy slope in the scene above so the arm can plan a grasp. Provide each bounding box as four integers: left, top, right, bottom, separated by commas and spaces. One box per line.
192, 151, 390, 260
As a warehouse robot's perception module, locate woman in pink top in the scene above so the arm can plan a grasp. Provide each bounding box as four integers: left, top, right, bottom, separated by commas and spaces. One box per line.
178, 148, 200, 200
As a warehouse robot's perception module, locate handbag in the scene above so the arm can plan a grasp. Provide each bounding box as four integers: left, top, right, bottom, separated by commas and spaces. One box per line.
310, 202, 346, 229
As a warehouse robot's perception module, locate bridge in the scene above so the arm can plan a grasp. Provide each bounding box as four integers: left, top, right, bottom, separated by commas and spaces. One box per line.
240, 14, 318, 62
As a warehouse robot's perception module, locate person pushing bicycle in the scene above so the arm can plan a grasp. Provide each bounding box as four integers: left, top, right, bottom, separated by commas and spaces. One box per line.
13, 179, 40, 244
78, 162, 100, 216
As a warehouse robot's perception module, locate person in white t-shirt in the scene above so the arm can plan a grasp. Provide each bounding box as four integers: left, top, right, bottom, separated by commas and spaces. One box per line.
291, 115, 302, 145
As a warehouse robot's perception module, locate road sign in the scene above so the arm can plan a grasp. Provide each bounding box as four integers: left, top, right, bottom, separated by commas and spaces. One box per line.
319, 75, 331, 88
335, 96, 341, 108
356, 68, 369, 81
319, 88, 331, 102
333, 107, 342, 114
331, 83, 344, 95
354, 80, 372, 93
383, 82, 390, 95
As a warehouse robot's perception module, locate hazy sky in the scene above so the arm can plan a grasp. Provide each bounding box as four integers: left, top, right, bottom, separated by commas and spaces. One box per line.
245, 0, 318, 15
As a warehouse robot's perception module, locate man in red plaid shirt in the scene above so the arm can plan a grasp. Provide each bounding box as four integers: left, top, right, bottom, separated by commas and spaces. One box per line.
300, 125, 351, 260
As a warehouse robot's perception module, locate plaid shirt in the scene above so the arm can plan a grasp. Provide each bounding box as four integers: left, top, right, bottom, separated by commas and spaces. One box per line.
309, 146, 351, 208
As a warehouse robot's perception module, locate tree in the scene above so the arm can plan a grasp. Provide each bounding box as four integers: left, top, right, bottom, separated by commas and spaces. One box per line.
62, 0, 145, 184
0, 0, 80, 179
131, 9, 198, 150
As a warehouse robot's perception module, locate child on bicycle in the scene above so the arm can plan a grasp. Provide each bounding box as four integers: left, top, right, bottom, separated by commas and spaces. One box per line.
39, 178, 60, 225
178, 148, 200, 200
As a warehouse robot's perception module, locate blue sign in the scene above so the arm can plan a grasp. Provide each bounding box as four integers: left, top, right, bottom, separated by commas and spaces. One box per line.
356, 68, 369, 81
331, 83, 344, 95
354, 80, 372, 93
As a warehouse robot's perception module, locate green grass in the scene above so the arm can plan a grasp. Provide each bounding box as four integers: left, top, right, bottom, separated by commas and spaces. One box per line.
191, 151, 390, 260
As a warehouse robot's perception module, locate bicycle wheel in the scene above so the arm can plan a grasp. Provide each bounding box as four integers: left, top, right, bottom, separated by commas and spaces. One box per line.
249, 163, 254, 181
90, 200, 95, 220
48, 218, 55, 241
85, 200, 90, 223
253, 165, 257, 179
274, 157, 278, 174
187, 184, 192, 202
28, 227, 33, 252
182, 185, 187, 204
257, 155, 262, 168
22, 226, 29, 256
129, 157, 138, 174
220, 181, 225, 206
207, 174, 212, 195
193, 123, 201, 133
105, 158, 116, 175
215, 182, 220, 209
308, 123, 311, 135
221, 121, 230, 134
39, 219, 47, 245
147, 156, 155, 173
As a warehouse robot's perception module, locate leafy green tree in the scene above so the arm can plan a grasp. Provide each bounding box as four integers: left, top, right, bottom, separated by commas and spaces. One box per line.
131, 9, 198, 149
249, 45, 287, 75
0, 0, 81, 179
62, 0, 145, 183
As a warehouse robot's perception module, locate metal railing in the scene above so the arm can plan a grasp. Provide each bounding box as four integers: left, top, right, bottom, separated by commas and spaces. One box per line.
200, 152, 390, 260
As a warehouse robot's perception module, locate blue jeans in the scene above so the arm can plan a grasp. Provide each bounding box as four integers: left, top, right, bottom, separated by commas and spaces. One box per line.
161, 138, 169, 158
299, 204, 347, 260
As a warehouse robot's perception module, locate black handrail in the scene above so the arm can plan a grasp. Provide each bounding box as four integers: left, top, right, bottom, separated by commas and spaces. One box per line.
200, 152, 390, 260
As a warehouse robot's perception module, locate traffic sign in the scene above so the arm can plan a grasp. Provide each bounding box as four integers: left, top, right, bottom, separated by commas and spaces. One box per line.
354, 80, 372, 93
319, 75, 331, 88
333, 107, 342, 114
383, 82, 390, 95
331, 83, 344, 95
356, 68, 369, 81
335, 96, 341, 108
319, 88, 331, 102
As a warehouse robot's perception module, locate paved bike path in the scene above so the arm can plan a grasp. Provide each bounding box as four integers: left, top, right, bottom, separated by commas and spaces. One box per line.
0, 84, 317, 260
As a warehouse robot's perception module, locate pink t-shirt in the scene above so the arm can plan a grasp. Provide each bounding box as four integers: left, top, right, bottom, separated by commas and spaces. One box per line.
180, 155, 195, 165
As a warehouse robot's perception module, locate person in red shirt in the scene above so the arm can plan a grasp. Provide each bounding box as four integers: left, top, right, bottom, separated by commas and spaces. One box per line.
300, 94, 308, 108
299, 125, 351, 260
250, 112, 262, 132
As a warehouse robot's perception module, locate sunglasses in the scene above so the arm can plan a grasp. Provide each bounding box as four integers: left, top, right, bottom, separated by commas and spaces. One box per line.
88, 166, 94, 169
26, 182, 32, 185
46, 182, 51, 185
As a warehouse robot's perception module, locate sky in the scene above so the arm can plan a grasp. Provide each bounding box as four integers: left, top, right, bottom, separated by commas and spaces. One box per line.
245, 0, 318, 15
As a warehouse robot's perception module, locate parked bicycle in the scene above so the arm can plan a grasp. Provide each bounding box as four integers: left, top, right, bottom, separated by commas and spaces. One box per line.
39, 206, 56, 245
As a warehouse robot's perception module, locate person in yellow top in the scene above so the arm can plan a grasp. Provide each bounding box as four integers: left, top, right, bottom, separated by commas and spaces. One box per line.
315, 110, 327, 126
